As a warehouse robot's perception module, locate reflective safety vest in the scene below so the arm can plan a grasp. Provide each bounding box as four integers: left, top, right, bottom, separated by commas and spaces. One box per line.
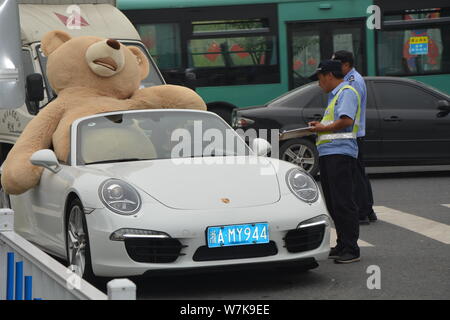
316, 85, 361, 146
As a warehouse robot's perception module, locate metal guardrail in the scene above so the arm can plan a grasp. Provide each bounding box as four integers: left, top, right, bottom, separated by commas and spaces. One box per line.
0, 208, 136, 300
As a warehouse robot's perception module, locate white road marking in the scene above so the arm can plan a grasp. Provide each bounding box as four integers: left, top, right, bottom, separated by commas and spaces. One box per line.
441, 204, 450, 209
374, 206, 450, 245
330, 228, 374, 247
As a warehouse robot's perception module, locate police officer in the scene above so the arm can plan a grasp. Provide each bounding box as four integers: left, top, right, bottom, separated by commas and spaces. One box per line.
308, 60, 360, 263
332, 51, 377, 224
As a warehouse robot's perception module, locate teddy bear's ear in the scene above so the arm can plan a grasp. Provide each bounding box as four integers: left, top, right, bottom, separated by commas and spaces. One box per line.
128, 46, 150, 80
41, 30, 72, 57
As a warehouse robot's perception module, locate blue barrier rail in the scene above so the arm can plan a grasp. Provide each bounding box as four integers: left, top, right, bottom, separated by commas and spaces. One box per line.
1, 209, 128, 300
7, 252, 14, 300
4, 252, 39, 300
25, 276, 32, 300
15, 261, 23, 300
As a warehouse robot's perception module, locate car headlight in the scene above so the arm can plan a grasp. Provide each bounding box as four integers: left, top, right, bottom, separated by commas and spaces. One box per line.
286, 168, 319, 203
99, 179, 141, 215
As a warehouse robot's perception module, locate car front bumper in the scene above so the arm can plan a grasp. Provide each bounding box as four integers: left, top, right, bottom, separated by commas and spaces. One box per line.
86, 194, 330, 277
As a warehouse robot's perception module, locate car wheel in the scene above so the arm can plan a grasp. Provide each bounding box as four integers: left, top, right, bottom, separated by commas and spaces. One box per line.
280, 138, 319, 176
0, 177, 11, 208
66, 198, 95, 281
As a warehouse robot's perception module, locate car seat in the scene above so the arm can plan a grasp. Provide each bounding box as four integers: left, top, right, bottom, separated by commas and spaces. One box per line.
80, 126, 157, 164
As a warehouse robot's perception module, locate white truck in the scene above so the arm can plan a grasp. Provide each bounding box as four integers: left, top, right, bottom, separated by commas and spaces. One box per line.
0, 0, 165, 164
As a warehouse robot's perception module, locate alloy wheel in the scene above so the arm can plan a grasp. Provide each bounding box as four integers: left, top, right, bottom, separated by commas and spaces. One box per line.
282, 144, 316, 173
67, 205, 87, 278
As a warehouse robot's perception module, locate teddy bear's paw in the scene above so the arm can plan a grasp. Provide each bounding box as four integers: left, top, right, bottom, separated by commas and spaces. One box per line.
1, 163, 43, 195
131, 84, 207, 111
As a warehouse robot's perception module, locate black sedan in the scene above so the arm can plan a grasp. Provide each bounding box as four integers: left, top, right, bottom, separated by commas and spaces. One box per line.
232, 77, 450, 176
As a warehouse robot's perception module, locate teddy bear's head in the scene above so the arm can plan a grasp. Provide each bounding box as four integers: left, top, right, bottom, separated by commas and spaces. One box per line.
41, 30, 150, 99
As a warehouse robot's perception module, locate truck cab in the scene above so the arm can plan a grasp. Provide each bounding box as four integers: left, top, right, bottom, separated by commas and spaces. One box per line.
0, 3, 165, 164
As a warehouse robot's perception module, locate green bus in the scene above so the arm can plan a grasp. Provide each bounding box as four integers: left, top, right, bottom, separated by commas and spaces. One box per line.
117, 0, 450, 120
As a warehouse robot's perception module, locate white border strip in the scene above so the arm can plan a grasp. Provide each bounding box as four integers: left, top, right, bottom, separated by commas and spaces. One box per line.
374, 206, 450, 245
330, 228, 374, 247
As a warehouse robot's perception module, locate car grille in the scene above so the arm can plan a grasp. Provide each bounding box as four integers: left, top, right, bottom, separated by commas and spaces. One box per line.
193, 241, 278, 262
283, 224, 325, 253
124, 238, 187, 263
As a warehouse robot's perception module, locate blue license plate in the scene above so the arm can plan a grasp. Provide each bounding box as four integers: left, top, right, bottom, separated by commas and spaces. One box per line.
207, 222, 269, 248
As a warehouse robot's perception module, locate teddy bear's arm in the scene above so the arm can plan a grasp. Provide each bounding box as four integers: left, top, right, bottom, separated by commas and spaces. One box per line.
1, 101, 66, 195
130, 84, 207, 111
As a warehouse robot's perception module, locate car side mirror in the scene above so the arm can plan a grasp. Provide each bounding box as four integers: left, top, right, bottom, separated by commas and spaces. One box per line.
437, 100, 450, 112
252, 138, 271, 157
30, 149, 61, 173
26, 73, 44, 115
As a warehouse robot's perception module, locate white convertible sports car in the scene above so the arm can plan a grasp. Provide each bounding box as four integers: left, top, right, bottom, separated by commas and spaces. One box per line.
2, 109, 330, 278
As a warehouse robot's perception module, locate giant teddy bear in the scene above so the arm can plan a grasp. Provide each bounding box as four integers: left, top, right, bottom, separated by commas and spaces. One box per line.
1, 30, 206, 195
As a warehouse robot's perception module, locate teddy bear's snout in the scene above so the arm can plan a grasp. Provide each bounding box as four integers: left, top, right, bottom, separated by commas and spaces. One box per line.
106, 39, 121, 50
85, 39, 125, 77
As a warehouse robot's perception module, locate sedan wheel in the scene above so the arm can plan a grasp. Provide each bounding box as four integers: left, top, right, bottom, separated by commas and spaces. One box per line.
66, 198, 94, 280
280, 138, 319, 176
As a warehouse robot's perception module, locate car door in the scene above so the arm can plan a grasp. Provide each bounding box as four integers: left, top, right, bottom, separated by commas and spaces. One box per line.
29, 165, 71, 257
373, 80, 450, 162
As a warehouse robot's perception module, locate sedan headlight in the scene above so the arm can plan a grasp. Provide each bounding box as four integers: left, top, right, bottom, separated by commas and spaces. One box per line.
286, 168, 319, 203
99, 179, 141, 215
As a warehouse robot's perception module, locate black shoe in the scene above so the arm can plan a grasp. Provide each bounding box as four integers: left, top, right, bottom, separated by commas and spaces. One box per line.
334, 252, 361, 264
328, 247, 342, 259
368, 212, 378, 222
359, 217, 370, 225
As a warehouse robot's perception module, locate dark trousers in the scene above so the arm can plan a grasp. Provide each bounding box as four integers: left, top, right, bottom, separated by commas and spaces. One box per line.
355, 138, 375, 219
319, 154, 360, 256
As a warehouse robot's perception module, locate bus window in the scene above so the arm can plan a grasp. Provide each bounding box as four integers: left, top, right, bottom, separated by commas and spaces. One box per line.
188, 19, 279, 86
377, 27, 448, 76
291, 30, 321, 88
192, 19, 268, 35
188, 36, 277, 68
123, 3, 280, 91
136, 23, 182, 70
377, 8, 450, 76
332, 27, 364, 71
288, 20, 366, 89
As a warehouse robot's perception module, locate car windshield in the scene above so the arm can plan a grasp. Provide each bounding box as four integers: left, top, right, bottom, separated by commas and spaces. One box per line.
76, 111, 251, 165
36, 42, 164, 100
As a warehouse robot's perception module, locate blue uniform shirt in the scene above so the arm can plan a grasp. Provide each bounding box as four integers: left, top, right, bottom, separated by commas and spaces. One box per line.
317, 81, 359, 159
345, 68, 366, 137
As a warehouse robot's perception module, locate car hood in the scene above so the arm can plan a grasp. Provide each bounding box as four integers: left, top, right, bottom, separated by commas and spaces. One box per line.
93, 157, 281, 210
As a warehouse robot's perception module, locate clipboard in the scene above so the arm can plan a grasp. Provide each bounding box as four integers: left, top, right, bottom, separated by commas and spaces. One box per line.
279, 126, 315, 141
